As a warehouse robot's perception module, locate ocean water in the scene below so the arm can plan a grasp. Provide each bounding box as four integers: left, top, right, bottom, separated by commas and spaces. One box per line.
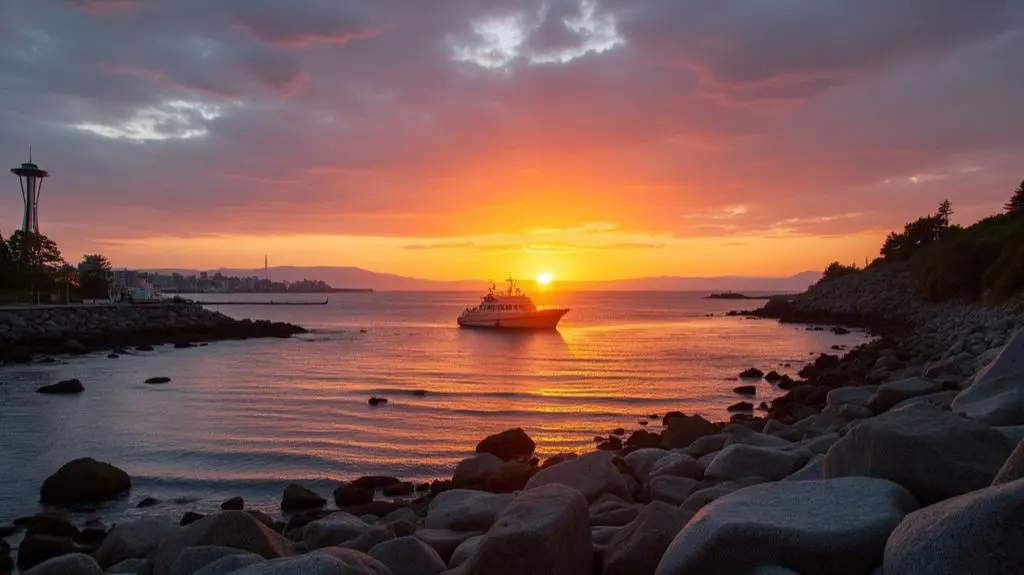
0, 291, 869, 524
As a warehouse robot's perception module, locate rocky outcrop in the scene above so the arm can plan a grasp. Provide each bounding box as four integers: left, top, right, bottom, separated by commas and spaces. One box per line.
40, 458, 131, 506
951, 328, 1024, 425
0, 303, 305, 362
280, 483, 326, 511
149, 511, 292, 575
36, 379, 85, 395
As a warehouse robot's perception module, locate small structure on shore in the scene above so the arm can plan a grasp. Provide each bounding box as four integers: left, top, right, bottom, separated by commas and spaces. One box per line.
10, 149, 49, 234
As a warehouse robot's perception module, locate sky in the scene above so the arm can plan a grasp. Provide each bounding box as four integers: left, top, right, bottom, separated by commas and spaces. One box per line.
1, 0, 1023, 281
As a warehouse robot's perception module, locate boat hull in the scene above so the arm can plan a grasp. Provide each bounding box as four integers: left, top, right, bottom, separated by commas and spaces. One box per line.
458, 308, 569, 330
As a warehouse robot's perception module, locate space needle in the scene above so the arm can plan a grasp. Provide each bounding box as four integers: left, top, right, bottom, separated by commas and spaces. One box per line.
10, 149, 49, 234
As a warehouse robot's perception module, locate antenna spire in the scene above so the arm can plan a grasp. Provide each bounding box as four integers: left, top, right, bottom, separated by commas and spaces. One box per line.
28, 146, 32, 163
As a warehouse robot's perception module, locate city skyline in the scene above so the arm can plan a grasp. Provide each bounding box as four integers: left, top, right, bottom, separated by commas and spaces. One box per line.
2, 1, 1023, 281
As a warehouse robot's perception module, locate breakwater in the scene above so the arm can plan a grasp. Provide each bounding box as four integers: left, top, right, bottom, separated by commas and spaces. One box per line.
0, 303, 305, 363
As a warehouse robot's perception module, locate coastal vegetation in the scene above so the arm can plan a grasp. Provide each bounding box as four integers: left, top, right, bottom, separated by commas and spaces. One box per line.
0, 231, 112, 304
819, 181, 1024, 303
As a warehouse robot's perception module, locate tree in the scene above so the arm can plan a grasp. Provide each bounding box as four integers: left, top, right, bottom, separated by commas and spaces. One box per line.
6, 231, 67, 300
937, 199, 954, 228
78, 254, 113, 299
1007, 181, 1024, 216
0, 230, 11, 290
880, 215, 944, 261
818, 261, 859, 284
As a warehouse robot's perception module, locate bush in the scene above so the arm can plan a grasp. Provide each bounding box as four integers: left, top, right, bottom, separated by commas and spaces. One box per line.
819, 262, 860, 284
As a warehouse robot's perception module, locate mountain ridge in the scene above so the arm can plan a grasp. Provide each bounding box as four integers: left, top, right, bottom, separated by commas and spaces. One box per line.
140, 266, 821, 292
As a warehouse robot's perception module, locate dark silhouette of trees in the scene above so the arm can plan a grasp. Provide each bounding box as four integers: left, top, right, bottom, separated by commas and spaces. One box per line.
5, 231, 67, 302
1008, 181, 1024, 216
937, 199, 954, 228
818, 261, 860, 284
0, 230, 11, 290
78, 254, 113, 299
879, 215, 944, 261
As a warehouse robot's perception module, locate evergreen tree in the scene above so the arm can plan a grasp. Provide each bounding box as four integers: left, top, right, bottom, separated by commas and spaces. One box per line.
937, 199, 954, 228
0, 231, 11, 290
78, 254, 113, 299
1007, 181, 1024, 216
6, 231, 67, 299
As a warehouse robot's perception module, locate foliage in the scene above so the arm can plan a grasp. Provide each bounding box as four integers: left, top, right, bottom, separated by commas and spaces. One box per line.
1008, 181, 1024, 216
0, 230, 11, 290
78, 254, 113, 299
879, 215, 944, 261
818, 261, 860, 284
5, 231, 67, 294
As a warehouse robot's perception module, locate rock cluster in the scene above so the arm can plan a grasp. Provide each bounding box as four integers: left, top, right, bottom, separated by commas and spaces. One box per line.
0, 303, 305, 363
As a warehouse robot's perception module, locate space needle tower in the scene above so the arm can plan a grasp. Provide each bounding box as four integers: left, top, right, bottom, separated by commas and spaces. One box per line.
10, 149, 49, 234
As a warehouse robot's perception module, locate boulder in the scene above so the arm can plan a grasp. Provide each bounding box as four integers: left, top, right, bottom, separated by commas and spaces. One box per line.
334, 483, 375, 507
889, 390, 954, 412
149, 511, 292, 575
281, 483, 326, 510
739, 368, 764, 379
724, 432, 791, 449
368, 536, 447, 575
447, 536, 482, 570
524, 451, 632, 502
952, 329, 1024, 425
36, 379, 85, 395
226, 548, 389, 575
870, 377, 943, 412
475, 428, 535, 461
681, 479, 765, 512
382, 482, 414, 497
994, 439, 1024, 485
449, 483, 591, 575
826, 385, 876, 409
656, 478, 918, 575
413, 529, 482, 564
705, 445, 807, 481
450, 454, 532, 492
589, 501, 641, 527
220, 496, 244, 510
822, 408, 1016, 504
660, 415, 718, 449
14, 511, 79, 538
303, 512, 369, 550
623, 449, 671, 482
105, 558, 150, 574
169, 546, 259, 575
604, 502, 693, 575
23, 553, 101, 575
40, 458, 131, 505
686, 434, 728, 457
193, 554, 265, 575
350, 476, 401, 491
340, 527, 395, 552
144, 377, 171, 385
92, 517, 178, 568
424, 490, 513, 532
648, 477, 699, 506
884, 478, 1024, 575
782, 454, 826, 482
17, 534, 75, 571
645, 453, 700, 482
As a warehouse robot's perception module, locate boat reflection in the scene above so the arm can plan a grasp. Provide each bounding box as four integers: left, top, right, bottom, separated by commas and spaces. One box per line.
456, 325, 571, 357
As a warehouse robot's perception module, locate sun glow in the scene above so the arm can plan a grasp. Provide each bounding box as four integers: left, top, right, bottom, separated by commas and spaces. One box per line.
537, 272, 554, 285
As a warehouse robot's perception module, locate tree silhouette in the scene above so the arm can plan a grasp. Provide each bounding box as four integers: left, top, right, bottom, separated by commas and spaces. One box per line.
1007, 181, 1024, 216
6, 231, 67, 300
78, 254, 113, 299
880, 215, 944, 261
937, 199, 954, 228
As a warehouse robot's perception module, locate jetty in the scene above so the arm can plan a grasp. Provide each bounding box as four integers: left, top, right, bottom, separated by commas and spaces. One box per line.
195, 299, 330, 306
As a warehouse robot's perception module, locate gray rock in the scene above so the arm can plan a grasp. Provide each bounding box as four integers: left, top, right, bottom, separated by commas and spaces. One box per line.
685, 434, 729, 457
303, 512, 369, 550
695, 452, 717, 475
368, 536, 446, 575
193, 554, 265, 575
789, 433, 839, 456
827, 386, 877, 409
524, 451, 632, 502
93, 517, 179, 569
413, 529, 481, 564
884, 478, 1024, 575
705, 445, 807, 481
449, 483, 591, 575
590, 525, 622, 550
447, 535, 482, 570
782, 454, 825, 481
822, 408, 1016, 504
341, 527, 395, 553
993, 439, 1024, 485
105, 558, 150, 574
170, 547, 258, 575
745, 567, 801, 575
997, 425, 1024, 443
681, 479, 765, 512
648, 476, 700, 506
661, 415, 719, 449
24, 553, 102, 575
450, 454, 529, 490
623, 449, 671, 482
589, 501, 641, 527
656, 478, 918, 575
871, 377, 943, 412
645, 453, 700, 482
890, 390, 958, 412
424, 490, 513, 532
604, 501, 693, 575
725, 432, 792, 449
228, 548, 389, 575
952, 329, 1024, 425
149, 511, 292, 575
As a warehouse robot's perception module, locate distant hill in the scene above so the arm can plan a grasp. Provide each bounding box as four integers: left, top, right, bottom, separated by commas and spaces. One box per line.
141, 266, 822, 292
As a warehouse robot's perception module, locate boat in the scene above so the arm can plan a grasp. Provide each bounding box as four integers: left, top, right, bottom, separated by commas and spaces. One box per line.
457, 277, 569, 329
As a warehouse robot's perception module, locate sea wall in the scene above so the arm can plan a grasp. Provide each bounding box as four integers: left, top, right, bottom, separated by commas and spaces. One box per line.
0, 303, 304, 362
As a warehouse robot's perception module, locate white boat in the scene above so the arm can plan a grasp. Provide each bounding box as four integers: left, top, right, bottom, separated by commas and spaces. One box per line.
458, 277, 569, 330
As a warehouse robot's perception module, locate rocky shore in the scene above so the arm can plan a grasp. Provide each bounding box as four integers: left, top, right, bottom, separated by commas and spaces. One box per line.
0, 304, 306, 364
3, 266, 1024, 574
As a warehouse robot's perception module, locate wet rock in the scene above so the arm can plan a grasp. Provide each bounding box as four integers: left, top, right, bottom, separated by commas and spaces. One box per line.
475, 428, 536, 461
764, 371, 784, 383
350, 476, 401, 491
40, 458, 130, 506
144, 377, 170, 385
733, 385, 756, 395
604, 501, 693, 575
727, 401, 753, 412
658, 478, 918, 575
23, 553, 101, 575
281, 483, 326, 511
823, 407, 1016, 504
625, 429, 662, 449
220, 496, 244, 511
381, 482, 415, 497
334, 483, 374, 507
150, 511, 292, 575
425, 490, 513, 532
14, 512, 79, 539
597, 436, 622, 451
36, 379, 84, 395
368, 397, 387, 406
885, 477, 1024, 574
660, 414, 718, 449
524, 451, 633, 503
451, 483, 590, 575
17, 534, 75, 571
93, 517, 178, 569
610, 428, 625, 436
303, 512, 369, 550
368, 536, 446, 575
180, 512, 204, 526
739, 368, 764, 379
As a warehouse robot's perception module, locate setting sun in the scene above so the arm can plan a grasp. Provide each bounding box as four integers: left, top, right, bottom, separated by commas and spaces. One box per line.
537, 272, 554, 285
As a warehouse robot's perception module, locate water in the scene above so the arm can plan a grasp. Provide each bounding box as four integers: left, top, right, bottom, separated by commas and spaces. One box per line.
0, 291, 868, 525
